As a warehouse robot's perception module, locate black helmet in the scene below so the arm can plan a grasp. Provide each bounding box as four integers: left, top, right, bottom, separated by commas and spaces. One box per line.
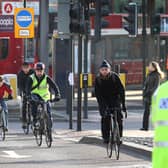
34, 62, 45, 70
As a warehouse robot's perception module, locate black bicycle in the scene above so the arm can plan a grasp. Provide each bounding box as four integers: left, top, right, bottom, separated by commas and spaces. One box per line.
22, 98, 32, 135
106, 107, 121, 160
31, 97, 52, 148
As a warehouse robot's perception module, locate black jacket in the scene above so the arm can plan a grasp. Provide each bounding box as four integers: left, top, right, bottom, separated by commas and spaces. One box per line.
95, 72, 125, 115
17, 69, 34, 95
143, 71, 160, 104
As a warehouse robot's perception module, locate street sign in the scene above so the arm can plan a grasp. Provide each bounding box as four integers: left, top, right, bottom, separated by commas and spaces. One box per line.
14, 8, 34, 38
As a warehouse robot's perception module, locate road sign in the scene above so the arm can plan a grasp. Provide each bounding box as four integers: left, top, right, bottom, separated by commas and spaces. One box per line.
14, 8, 34, 38
4, 3, 13, 14
2, 2, 39, 15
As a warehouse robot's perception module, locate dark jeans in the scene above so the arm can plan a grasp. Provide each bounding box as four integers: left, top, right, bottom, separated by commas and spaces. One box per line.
142, 101, 151, 130
31, 101, 52, 127
101, 111, 123, 141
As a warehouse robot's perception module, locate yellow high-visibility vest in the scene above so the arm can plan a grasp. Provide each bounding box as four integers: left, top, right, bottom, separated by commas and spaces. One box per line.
152, 81, 168, 168
30, 74, 50, 101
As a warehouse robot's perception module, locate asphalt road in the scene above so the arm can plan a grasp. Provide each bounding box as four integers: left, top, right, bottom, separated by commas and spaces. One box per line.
0, 121, 151, 168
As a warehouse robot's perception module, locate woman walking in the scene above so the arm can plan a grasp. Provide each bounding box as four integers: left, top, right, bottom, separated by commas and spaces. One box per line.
140, 61, 164, 131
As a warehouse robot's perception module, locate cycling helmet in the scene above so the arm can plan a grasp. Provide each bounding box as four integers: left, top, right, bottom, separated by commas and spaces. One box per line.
34, 62, 45, 70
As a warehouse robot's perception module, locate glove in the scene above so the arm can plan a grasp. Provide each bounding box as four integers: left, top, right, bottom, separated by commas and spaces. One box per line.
8, 94, 13, 100
51, 95, 61, 102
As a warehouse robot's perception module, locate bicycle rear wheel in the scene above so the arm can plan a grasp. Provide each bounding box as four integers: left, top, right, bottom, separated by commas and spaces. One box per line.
113, 123, 120, 160
106, 117, 113, 158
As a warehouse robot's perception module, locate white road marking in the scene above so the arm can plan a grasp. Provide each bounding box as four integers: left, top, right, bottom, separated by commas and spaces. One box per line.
1, 151, 31, 159
100, 165, 151, 168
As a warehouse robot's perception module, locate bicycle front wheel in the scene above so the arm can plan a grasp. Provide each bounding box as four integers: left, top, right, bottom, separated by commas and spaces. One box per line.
23, 124, 29, 135
0, 115, 5, 141
113, 123, 120, 160
34, 121, 42, 146
44, 116, 52, 148
106, 118, 113, 158
0, 128, 5, 141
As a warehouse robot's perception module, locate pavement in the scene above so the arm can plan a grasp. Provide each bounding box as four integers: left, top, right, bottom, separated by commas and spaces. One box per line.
6, 89, 153, 157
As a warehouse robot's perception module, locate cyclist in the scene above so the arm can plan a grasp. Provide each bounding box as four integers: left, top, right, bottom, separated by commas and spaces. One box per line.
95, 60, 127, 144
0, 76, 13, 131
26, 62, 61, 128
17, 62, 34, 128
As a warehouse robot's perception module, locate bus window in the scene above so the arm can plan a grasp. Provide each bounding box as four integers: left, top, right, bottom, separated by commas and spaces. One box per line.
0, 39, 9, 60
25, 38, 35, 63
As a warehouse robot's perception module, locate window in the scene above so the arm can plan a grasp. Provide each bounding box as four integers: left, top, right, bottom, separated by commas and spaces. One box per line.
111, 36, 141, 60
25, 38, 35, 63
0, 38, 9, 60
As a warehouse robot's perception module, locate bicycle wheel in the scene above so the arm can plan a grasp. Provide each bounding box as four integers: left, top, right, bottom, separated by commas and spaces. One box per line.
1, 112, 5, 141
35, 121, 42, 146
44, 116, 52, 148
23, 103, 31, 134
106, 117, 113, 158
23, 124, 29, 134
0, 128, 5, 141
113, 123, 120, 160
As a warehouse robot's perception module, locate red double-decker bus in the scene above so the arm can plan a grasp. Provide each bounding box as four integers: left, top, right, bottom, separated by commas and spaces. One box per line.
0, 0, 39, 75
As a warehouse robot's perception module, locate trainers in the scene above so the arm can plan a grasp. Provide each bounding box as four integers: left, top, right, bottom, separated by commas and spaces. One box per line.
4, 127, 8, 132
140, 128, 148, 131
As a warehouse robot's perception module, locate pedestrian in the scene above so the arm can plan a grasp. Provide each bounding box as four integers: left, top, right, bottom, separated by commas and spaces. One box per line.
17, 62, 34, 128
94, 60, 127, 144
151, 80, 168, 168
140, 61, 164, 131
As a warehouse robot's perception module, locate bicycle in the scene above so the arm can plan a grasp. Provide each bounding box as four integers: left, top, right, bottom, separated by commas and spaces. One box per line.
0, 98, 9, 141
31, 96, 52, 148
106, 107, 121, 160
22, 97, 32, 135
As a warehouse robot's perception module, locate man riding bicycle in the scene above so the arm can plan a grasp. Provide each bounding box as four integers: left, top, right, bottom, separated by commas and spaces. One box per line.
26, 62, 61, 128
95, 60, 127, 144
0, 76, 13, 131
17, 62, 34, 128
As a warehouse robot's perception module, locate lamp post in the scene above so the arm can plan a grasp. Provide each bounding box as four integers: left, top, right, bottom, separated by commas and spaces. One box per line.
142, 0, 147, 84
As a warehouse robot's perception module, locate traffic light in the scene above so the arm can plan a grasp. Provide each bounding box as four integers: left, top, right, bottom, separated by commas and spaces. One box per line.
100, 0, 111, 28
94, 0, 111, 40
69, 3, 80, 33
69, 2, 90, 34
151, 14, 160, 35
123, 2, 138, 37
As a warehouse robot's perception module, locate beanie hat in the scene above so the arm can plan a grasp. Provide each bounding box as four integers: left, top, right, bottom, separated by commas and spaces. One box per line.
100, 60, 111, 68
